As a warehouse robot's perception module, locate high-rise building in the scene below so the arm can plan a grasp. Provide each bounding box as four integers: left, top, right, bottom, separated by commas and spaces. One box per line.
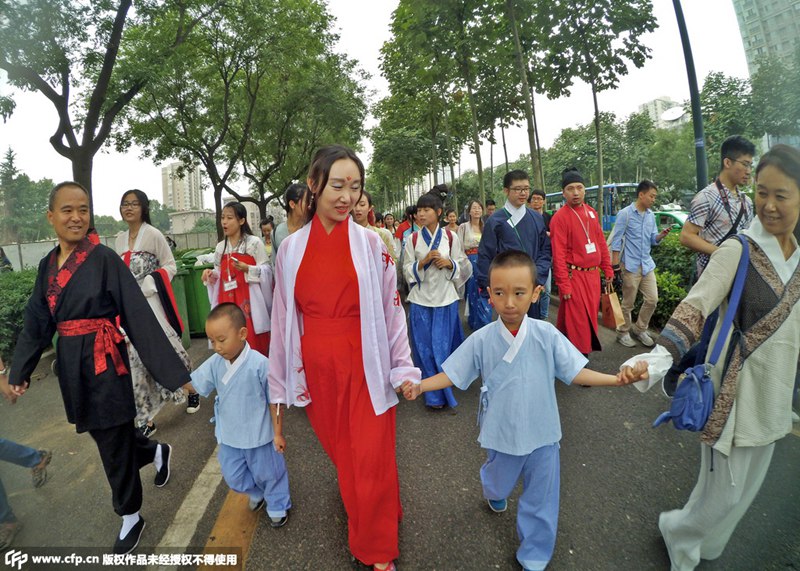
733, 0, 800, 75
161, 162, 204, 212
637, 96, 687, 129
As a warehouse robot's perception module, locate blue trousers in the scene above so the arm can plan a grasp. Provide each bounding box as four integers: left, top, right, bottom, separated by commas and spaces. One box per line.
218, 442, 291, 518
539, 272, 552, 319
0, 439, 43, 523
465, 254, 492, 331
480, 444, 560, 571
409, 301, 463, 408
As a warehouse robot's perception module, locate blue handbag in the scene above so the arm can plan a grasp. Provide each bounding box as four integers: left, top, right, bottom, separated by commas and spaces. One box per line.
653, 235, 749, 431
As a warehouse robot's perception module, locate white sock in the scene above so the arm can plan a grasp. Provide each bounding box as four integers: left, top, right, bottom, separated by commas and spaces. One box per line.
120, 512, 140, 539
154, 445, 163, 472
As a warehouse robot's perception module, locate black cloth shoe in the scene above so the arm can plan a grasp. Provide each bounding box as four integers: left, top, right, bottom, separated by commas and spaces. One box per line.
113, 517, 145, 555
154, 444, 171, 488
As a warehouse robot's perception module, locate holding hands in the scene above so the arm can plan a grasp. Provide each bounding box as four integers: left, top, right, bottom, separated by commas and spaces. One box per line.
401, 380, 421, 401
616, 360, 650, 385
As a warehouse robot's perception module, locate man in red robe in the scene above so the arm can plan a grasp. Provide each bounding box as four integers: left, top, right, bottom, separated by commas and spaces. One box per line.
550, 168, 614, 355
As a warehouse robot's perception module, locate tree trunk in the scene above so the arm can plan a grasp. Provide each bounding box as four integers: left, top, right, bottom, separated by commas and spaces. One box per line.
431, 119, 439, 186
71, 153, 95, 227
505, 0, 542, 189
443, 107, 459, 213
530, 88, 546, 191
501, 124, 509, 171
489, 136, 494, 196
591, 81, 604, 222
464, 76, 485, 207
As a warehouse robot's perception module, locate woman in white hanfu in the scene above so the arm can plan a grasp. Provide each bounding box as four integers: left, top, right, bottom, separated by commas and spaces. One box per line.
115, 189, 196, 437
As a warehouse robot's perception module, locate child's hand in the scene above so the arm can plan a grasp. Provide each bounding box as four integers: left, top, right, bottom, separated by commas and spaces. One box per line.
432, 257, 453, 270
618, 361, 650, 385
421, 251, 440, 266
273, 434, 287, 453
401, 380, 421, 400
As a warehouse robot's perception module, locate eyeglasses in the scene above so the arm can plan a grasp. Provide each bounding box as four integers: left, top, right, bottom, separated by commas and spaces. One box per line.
732, 159, 753, 171
509, 186, 530, 194
121, 201, 141, 209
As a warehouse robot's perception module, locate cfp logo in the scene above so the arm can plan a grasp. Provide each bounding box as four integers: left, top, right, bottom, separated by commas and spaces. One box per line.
4, 550, 27, 570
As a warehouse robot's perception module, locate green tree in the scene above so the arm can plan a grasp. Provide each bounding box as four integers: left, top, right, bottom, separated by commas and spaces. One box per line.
533, 0, 657, 218
647, 124, 697, 196
623, 111, 656, 182
751, 51, 800, 142
148, 199, 174, 232
0, 148, 53, 242
189, 217, 216, 233
94, 214, 125, 237
0, 0, 223, 219
121, 0, 333, 238
699, 72, 758, 179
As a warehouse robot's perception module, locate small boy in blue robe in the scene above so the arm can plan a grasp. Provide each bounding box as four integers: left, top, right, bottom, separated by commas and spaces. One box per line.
402, 251, 647, 570
191, 302, 291, 527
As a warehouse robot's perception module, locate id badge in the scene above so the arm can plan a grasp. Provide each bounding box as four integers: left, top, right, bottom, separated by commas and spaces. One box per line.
223, 279, 238, 292
588, 210, 595, 219
585, 242, 597, 254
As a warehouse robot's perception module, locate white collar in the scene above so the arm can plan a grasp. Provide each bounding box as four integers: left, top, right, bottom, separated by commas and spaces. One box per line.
128, 222, 148, 252
498, 317, 528, 363
222, 342, 251, 385
503, 200, 526, 227
741, 218, 800, 284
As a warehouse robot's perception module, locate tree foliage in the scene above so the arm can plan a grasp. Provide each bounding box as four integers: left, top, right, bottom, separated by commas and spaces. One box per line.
0, 0, 223, 217
0, 149, 54, 242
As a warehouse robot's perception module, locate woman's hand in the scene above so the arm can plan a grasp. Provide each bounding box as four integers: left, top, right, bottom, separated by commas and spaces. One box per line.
202, 268, 217, 285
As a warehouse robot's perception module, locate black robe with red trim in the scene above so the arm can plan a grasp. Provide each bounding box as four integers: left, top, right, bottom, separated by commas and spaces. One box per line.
9, 242, 190, 433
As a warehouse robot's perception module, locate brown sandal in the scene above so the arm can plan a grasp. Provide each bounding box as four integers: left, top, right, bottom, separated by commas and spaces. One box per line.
32, 450, 52, 488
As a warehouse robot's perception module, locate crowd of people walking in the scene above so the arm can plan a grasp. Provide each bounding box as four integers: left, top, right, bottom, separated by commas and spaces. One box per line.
1, 138, 798, 571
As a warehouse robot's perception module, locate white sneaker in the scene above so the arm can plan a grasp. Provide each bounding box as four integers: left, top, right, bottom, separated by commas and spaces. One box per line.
617, 333, 636, 348
635, 330, 655, 347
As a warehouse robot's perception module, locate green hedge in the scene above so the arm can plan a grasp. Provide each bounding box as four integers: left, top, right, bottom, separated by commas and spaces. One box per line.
0, 269, 38, 361
650, 232, 695, 290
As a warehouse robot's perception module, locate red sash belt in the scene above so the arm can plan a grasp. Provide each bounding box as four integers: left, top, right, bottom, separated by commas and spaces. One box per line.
57, 318, 129, 376
464, 248, 479, 255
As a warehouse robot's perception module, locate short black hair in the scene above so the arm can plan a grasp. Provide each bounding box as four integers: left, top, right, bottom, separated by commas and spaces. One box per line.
207, 302, 247, 330
417, 191, 443, 212
503, 170, 529, 189
720, 135, 756, 170
636, 180, 657, 195
756, 144, 800, 194
488, 250, 537, 286
49, 181, 89, 211
485, 199, 496, 207
260, 216, 274, 227
531, 188, 546, 199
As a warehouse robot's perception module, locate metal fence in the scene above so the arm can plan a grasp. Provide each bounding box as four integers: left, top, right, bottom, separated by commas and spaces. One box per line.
1, 232, 217, 271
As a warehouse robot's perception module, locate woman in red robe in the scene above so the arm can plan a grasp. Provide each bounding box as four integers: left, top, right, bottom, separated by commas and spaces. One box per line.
269, 146, 419, 571
550, 168, 614, 354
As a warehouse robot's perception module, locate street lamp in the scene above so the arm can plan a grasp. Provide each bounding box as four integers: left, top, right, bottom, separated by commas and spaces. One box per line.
673, 0, 708, 190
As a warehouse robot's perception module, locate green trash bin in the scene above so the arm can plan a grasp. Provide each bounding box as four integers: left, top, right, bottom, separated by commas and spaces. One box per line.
184, 262, 213, 336
171, 268, 192, 349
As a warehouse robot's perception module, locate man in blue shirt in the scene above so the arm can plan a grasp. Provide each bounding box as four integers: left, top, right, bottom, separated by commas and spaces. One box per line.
610, 180, 670, 347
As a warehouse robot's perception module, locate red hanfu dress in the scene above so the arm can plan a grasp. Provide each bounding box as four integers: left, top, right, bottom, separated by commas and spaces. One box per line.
550, 203, 613, 354
218, 251, 270, 356
295, 216, 401, 565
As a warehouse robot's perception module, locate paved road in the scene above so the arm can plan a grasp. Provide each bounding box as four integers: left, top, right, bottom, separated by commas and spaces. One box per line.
1, 306, 798, 570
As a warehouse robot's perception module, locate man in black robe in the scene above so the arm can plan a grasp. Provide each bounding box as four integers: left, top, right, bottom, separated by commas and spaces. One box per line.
9, 182, 190, 554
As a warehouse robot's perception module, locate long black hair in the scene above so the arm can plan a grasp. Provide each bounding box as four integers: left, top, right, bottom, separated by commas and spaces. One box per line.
222, 202, 253, 236
120, 189, 152, 224
306, 145, 365, 220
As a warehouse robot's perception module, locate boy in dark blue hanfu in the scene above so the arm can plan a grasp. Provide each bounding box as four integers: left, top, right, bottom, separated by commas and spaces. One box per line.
477, 170, 551, 325
191, 303, 291, 527
403, 251, 647, 570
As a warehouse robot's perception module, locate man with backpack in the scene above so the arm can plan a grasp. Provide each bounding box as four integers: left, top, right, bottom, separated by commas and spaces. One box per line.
680, 135, 755, 278
610, 180, 670, 348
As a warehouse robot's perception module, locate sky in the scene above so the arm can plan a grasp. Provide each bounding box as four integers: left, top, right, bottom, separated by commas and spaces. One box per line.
0, 0, 748, 218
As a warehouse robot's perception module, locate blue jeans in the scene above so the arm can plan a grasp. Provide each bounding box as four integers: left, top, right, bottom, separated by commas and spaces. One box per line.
539, 272, 552, 319
0, 439, 42, 523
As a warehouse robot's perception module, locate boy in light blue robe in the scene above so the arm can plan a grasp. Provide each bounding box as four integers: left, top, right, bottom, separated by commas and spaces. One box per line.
191, 303, 291, 526
402, 251, 647, 570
